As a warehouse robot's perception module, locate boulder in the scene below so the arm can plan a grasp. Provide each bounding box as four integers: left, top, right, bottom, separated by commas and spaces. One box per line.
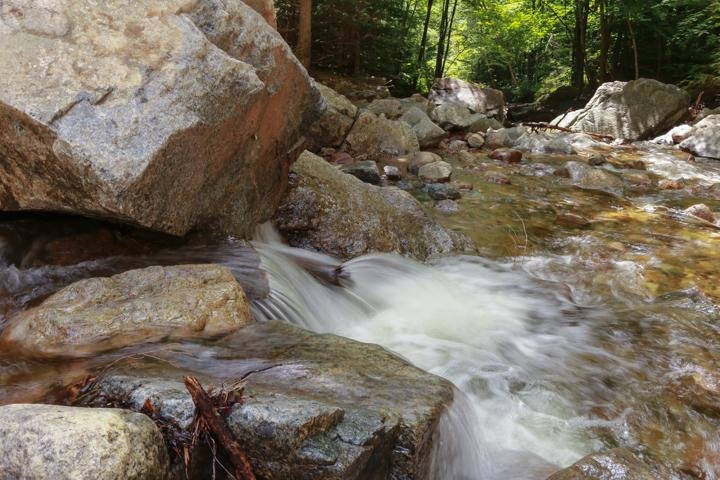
429, 77, 505, 119
399, 107, 446, 148
548, 449, 667, 480
652, 124, 693, 145
84, 320, 455, 479
553, 79, 689, 140
366, 98, 404, 119
2, 264, 253, 356
0, 0, 321, 237
467, 133, 485, 148
340, 160, 381, 184
309, 83, 359, 150
431, 102, 498, 131
485, 126, 527, 149
679, 115, 720, 159
418, 161, 453, 183
243, 0, 277, 27
0, 404, 168, 480
565, 161, 624, 195
342, 111, 420, 163
274, 151, 474, 260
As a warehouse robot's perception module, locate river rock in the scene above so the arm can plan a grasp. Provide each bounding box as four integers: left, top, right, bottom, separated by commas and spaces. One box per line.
342, 111, 420, 163
565, 161, 624, 195
467, 133, 485, 148
418, 161, 453, 183
0, 0, 321, 237
489, 148, 523, 164
84, 321, 455, 480
274, 151, 473, 260
684, 203, 717, 224
652, 124, 694, 145
435, 199, 460, 213
548, 449, 667, 480
553, 79, 689, 140
340, 160, 381, 184
399, 107, 446, 147
384, 165, 402, 181
679, 115, 720, 159
0, 404, 169, 480
408, 151, 443, 175
309, 83, 359, 150
2, 264, 253, 356
425, 183, 460, 200
367, 98, 404, 119
431, 102, 497, 132
485, 126, 527, 149
429, 77, 505, 119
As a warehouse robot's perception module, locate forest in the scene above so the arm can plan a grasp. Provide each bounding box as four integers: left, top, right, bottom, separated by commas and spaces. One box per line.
277, 0, 720, 102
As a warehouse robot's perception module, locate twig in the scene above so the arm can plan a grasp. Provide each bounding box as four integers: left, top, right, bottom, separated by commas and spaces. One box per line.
523, 122, 615, 141
183, 376, 256, 480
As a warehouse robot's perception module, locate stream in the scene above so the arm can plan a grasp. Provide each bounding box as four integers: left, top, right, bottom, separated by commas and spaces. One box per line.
1, 143, 720, 478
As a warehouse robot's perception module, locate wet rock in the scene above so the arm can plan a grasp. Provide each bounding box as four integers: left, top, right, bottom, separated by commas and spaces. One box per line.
2, 264, 253, 356
342, 111, 420, 163
684, 204, 717, 224
467, 133, 485, 148
367, 98, 404, 119
429, 77, 505, 119
658, 179, 684, 190
565, 161, 624, 195
274, 151, 474, 260
309, 83, 359, 150
418, 161, 453, 183
484, 170, 511, 185
0, 404, 168, 480
652, 124, 693, 145
85, 321, 455, 479
399, 107, 446, 148
425, 183, 461, 201
512, 132, 589, 154
623, 172, 653, 189
548, 448, 666, 480
553, 79, 690, 140
679, 115, 720, 159
435, 200, 460, 213
588, 154, 607, 166
340, 161, 381, 185
555, 212, 591, 228
0, 0, 321, 238
408, 151, 443, 175
383, 165, 402, 181
489, 148, 523, 164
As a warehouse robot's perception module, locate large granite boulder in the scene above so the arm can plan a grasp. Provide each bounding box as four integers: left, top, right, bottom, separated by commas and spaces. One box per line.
0, 0, 320, 237
0, 404, 169, 480
341, 111, 420, 163
83, 321, 455, 480
274, 151, 474, 260
243, 0, 277, 27
2, 264, 253, 356
429, 77, 505, 120
679, 114, 720, 159
308, 83, 359, 151
552, 79, 689, 140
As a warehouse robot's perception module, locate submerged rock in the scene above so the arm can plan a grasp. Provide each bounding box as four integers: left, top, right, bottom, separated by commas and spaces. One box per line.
2, 264, 253, 356
309, 83, 359, 150
274, 151, 474, 260
548, 448, 667, 480
0, 404, 169, 480
84, 321, 455, 480
342, 111, 420, 163
553, 79, 689, 140
0, 0, 321, 237
565, 161, 624, 195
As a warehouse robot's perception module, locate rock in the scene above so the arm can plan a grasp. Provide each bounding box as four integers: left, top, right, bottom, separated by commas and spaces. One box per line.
408, 151, 443, 175
512, 132, 576, 154
274, 151, 474, 260
243, 0, 277, 27
0, 0, 320, 237
448, 139, 469, 151
0, 404, 168, 479
399, 107, 446, 147
553, 79, 690, 140
429, 77, 505, 119
457, 151, 478, 164
555, 212, 590, 228
2, 264, 253, 356
342, 111, 420, 163
652, 124, 694, 145
565, 161, 624, 195
425, 183, 461, 200
489, 148, 523, 164
418, 161, 453, 183
679, 115, 720, 159
658, 179, 684, 190
548, 448, 666, 480
383, 165, 402, 181
588, 154, 607, 166
467, 115, 503, 133
309, 83, 359, 150
340, 160, 381, 184
623, 171, 653, 189
467, 133, 485, 148
484, 171, 511, 185
684, 204, 717, 224
399, 94, 433, 114
435, 200, 460, 213
384, 156, 411, 176
485, 126, 527, 149
84, 321, 455, 479
366, 98, 404, 119
431, 102, 499, 132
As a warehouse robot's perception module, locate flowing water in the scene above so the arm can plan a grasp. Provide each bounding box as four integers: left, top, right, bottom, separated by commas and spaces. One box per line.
1, 145, 720, 478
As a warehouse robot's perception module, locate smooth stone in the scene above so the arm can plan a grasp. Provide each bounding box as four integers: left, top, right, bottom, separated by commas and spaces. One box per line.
425, 183, 461, 201
418, 161, 453, 183
565, 161, 624, 195
489, 148, 523, 164
341, 160, 382, 184
684, 204, 717, 224
467, 133, 485, 148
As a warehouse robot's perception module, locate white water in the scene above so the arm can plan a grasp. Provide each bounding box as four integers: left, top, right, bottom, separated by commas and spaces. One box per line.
252, 227, 610, 479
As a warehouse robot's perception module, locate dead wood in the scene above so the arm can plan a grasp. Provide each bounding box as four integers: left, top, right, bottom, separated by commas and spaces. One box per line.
522, 122, 615, 141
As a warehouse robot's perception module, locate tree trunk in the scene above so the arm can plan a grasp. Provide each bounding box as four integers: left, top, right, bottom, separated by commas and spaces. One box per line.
413, 0, 435, 88
434, 0, 451, 78
297, 0, 312, 68
598, 0, 612, 82
626, 13, 639, 79
441, 0, 459, 74
571, 0, 589, 89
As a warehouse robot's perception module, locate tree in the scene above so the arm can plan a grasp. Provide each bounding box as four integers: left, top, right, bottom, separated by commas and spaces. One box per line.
297, 0, 312, 68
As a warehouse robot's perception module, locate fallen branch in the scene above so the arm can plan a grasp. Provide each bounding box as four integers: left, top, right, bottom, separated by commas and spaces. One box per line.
522, 122, 615, 141
184, 376, 256, 480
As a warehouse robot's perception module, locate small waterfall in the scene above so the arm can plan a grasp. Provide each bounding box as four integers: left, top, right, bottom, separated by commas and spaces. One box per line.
252, 225, 599, 478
